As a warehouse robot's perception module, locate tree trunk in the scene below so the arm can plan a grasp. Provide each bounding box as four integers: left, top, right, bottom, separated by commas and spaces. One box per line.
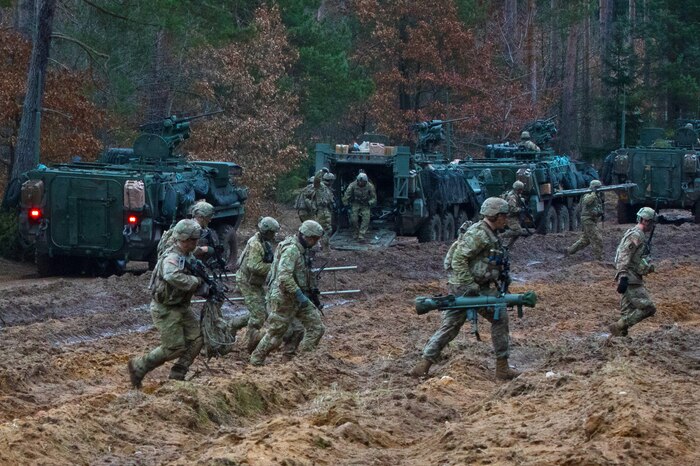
527, 0, 537, 104
146, 30, 174, 121
14, 0, 36, 39
561, 23, 580, 154
11, 0, 56, 181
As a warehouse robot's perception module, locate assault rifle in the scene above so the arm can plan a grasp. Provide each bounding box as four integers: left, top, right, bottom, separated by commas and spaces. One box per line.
308, 260, 329, 312
644, 222, 656, 256
183, 258, 232, 305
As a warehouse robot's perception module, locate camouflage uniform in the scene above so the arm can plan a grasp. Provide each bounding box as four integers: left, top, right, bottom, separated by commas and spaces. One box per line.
613, 225, 656, 333
500, 189, 524, 247
566, 191, 603, 260
131, 243, 203, 382
342, 179, 377, 240
306, 171, 335, 250
519, 140, 540, 151
250, 234, 325, 365
296, 180, 316, 223
236, 231, 275, 349
422, 220, 510, 362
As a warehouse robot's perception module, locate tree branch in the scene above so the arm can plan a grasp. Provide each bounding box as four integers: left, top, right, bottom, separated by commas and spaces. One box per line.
51, 32, 110, 60
80, 0, 162, 28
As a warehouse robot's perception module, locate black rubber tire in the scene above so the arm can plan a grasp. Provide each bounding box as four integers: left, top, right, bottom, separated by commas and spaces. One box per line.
36, 253, 55, 277
557, 205, 570, 233
537, 206, 558, 234
442, 212, 455, 241
617, 200, 636, 224
569, 204, 580, 231
417, 215, 442, 243
216, 223, 238, 268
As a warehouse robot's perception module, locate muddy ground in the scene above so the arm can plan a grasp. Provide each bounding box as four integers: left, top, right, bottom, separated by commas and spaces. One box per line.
0, 202, 698, 465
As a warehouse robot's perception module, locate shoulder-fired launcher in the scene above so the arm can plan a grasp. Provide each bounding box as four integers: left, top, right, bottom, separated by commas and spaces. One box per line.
415, 291, 537, 318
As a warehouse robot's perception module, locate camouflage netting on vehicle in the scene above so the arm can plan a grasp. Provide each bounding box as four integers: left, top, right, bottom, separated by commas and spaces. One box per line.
419, 169, 474, 207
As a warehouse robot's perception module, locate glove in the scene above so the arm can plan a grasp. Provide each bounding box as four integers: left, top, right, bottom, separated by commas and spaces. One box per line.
464, 282, 480, 296
295, 288, 310, 306
196, 281, 210, 298
616, 276, 629, 294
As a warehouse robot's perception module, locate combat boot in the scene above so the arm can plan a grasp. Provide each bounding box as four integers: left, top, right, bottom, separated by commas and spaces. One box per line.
409, 358, 432, 377
495, 358, 521, 380
609, 320, 628, 337
246, 329, 262, 354
169, 364, 188, 381
127, 358, 143, 389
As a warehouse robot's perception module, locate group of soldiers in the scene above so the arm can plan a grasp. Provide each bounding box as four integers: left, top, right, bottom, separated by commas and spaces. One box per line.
128, 175, 659, 388
297, 169, 377, 242
128, 200, 328, 388
410, 181, 658, 379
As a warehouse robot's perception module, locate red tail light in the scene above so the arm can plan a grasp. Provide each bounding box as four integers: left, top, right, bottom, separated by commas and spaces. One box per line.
29, 208, 42, 222
127, 215, 139, 225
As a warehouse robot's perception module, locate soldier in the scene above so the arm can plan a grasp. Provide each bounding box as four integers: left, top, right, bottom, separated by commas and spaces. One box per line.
157, 201, 218, 260
236, 216, 281, 353
342, 172, 377, 241
566, 180, 604, 260
610, 207, 657, 336
295, 177, 316, 223
249, 220, 326, 366
411, 198, 520, 380
128, 219, 208, 388
302, 169, 336, 251
501, 181, 526, 248
518, 131, 541, 152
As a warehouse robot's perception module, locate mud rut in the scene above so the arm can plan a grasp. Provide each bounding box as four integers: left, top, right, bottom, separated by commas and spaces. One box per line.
0, 203, 698, 465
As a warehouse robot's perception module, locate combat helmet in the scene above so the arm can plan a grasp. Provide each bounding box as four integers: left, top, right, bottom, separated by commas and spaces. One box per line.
323, 172, 336, 182
357, 172, 368, 182
480, 197, 509, 217
521, 131, 531, 140
172, 219, 202, 241
191, 201, 215, 219
299, 220, 324, 237
513, 180, 525, 190
258, 216, 280, 233
636, 207, 657, 222
589, 179, 602, 190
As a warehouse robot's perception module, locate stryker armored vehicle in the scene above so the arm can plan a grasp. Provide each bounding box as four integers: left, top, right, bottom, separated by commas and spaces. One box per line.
602, 123, 700, 223
17, 113, 248, 276
455, 118, 634, 233
314, 119, 486, 249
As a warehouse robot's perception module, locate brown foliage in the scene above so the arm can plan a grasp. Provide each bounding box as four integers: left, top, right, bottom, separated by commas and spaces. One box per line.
352, 1, 542, 148
185, 5, 303, 216
0, 30, 106, 173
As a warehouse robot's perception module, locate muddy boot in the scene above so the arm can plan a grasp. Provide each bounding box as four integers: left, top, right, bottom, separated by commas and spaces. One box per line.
609, 320, 628, 337
169, 364, 188, 381
495, 358, 521, 380
246, 329, 262, 354
127, 358, 143, 389
281, 352, 295, 363
409, 358, 432, 377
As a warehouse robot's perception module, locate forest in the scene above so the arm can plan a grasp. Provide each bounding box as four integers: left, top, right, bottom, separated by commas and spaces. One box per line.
1, 0, 700, 200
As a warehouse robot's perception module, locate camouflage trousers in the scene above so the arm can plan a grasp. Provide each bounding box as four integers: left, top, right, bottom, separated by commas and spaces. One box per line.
238, 281, 268, 331
567, 218, 602, 260
422, 284, 510, 362
132, 301, 202, 379
315, 208, 333, 250
349, 203, 371, 239
501, 216, 524, 247
618, 283, 657, 330
250, 295, 325, 365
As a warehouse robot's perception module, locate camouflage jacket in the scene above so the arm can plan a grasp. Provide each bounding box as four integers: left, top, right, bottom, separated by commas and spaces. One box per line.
580, 192, 603, 221
519, 140, 540, 151
302, 171, 335, 213
449, 220, 504, 286
267, 234, 317, 301
149, 244, 200, 306
342, 180, 377, 207
444, 223, 475, 274
503, 190, 523, 217
236, 232, 274, 286
615, 225, 651, 285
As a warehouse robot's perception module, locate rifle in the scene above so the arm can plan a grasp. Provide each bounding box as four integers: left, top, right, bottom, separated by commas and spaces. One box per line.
644, 222, 655, 256
597, 191, 605, 227
183, 258, 233, 305
308, 260, 329, 312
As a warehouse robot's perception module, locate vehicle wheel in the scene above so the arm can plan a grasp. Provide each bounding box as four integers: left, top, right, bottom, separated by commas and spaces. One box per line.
442, 212, 455, 241
617, 200, 636, 224
569, 204, 580, 231
216, 223, 238, 268
537, 206, 558, 234
36, 253, 55, 277
456, 209, 470, 233
417, 215, 442, 243
557, 205, 570, 233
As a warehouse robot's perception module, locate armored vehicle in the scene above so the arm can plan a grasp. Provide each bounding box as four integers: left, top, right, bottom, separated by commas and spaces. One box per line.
603, 124, 700, 223
315, 120, 485, 249
455, 119, 634, 233
17, 113, 248, 276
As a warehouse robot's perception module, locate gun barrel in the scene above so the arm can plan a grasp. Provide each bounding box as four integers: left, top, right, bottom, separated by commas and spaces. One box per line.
415, 291, 537, 315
